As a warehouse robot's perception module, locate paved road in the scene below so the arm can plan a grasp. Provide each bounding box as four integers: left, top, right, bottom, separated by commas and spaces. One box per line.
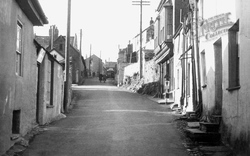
22, 78, 188, 156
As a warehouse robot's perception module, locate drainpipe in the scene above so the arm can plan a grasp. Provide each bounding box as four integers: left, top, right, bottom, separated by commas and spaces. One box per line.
180, 10, 185, 110
190, 10, 198, 113
161, 63, 164, 98
194, 0, 203, 117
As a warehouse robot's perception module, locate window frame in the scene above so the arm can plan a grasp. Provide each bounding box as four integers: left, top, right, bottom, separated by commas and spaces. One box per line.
187, 63, 191, 96
177, 69, 180, 89
200, 50, 207, 88
16, 21, 23, 76
227, 20, 240, 91
46, 56, 54, 108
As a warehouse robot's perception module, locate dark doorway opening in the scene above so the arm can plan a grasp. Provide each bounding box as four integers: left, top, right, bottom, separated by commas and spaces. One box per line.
12, 110, 21, 134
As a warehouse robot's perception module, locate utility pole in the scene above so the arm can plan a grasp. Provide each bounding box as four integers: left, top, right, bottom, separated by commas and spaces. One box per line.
89, 44, 92, 77
80, 29, 82, 55
64, 0, 71, 113
132, 0, 150, 79
99, 51, 101, 75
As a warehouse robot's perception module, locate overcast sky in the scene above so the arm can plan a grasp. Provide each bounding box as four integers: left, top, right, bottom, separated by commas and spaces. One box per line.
35, 0, 161, 62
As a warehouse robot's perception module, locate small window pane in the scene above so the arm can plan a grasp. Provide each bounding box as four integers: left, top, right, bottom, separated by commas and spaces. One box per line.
16, 52, 21, 75
16, 21, 22, 76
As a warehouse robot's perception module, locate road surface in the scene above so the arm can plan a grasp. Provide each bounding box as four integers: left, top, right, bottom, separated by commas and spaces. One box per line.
22, 78, 188, 156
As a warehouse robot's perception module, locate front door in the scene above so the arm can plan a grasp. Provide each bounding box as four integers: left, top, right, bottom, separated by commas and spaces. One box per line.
214, 38, 223, 115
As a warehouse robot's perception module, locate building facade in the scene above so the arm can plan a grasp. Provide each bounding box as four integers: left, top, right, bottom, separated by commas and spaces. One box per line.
0, 0, 48, 154
162, 0, 250, 154
48, 35, 86, 85
85, 54, 103, 77
196, 0, 250, 153
104, 61, 117, 79
35, 41, 64, 125
154, 0, 189, 100
117, 18, 155, 86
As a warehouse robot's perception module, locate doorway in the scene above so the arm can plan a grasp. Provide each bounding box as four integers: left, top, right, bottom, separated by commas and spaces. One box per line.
214, 38, 223, 115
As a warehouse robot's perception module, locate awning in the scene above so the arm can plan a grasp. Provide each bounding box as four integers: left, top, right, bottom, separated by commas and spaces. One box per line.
107, 68, 114, 72
155, 43, 173, 64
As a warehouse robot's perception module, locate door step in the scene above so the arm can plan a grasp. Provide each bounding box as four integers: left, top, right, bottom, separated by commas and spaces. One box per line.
199, 122, 220, 132
185, 128, 221, 143
187, 122, 200, 129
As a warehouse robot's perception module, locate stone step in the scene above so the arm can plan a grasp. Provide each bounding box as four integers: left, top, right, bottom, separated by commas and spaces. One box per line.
187, 122, 200, 129
212, 115, 222, 124
185, 128, 221, 143
199, 122, 220, 132
186, 111, 195, 117
199, 145, 234, 155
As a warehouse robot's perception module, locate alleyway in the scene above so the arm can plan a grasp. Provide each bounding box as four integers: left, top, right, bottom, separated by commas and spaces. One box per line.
22, 77, 188, 156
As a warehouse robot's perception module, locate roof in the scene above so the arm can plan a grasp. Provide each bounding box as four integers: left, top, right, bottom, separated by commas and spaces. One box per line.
45, 35, 81, 55
35, 36, 51, 48
34, 39, 62, 65
133, 25, 152, 39
48, 48, 64, 58
60, 36, 80, 53
105, 62, 116, 68
16, 0, 48, 26
86, 54, 101, 60
156, 0, 172, 12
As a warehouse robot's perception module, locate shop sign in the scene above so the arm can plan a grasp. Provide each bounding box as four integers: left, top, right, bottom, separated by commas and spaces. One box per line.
199, 12, 234, 40
37, 48, 46, 63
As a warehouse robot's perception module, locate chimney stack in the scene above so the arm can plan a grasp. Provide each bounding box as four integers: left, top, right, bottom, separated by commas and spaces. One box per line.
49, 25, 59, 50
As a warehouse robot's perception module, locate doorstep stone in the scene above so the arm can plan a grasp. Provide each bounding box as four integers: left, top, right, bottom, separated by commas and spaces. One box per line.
185, 128, 221, 143
199, 122, 220, 132
187, 122, 200, 128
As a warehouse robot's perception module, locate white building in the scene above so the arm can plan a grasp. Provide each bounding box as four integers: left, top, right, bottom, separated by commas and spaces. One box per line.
198, 0, 250, 154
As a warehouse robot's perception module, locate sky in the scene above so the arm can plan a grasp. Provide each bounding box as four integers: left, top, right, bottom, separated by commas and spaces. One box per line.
35, 0, 161, 62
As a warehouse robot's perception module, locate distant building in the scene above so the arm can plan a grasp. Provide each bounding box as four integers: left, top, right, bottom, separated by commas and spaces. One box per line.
85, 54, 103, 77
104, 61, 117, 78
117, 47, 130, 85
117, 18, 155, 85
47, 35, 86, 84
35, 25, 77, 50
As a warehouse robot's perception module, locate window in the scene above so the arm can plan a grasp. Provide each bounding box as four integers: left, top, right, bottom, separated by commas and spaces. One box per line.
165, 5, 173, 41
160, 27, 165, 44
227, 20, 240, 90
76, 70, 79, 83
16, 21, 23, 76
59, 44, 63, 51
46, 58, 54, 107
187, 63, 191, 96
201, 50, 207, 87
177, 69, 180, 89
167, 59, 174, 91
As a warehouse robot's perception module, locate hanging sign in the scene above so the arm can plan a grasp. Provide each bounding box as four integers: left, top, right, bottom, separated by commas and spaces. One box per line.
37, 48, 46, 63
199, 12, 234, 40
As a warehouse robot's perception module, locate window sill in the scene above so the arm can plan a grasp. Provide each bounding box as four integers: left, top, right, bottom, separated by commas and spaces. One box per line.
226, 86, 241, 91
46, 105, 54, 108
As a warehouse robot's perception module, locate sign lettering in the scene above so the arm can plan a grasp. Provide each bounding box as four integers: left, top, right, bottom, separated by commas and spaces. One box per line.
199, 12, 234, 40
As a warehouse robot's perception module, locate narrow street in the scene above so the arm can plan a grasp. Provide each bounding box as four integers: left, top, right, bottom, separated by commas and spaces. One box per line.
22, 78, 188, 156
